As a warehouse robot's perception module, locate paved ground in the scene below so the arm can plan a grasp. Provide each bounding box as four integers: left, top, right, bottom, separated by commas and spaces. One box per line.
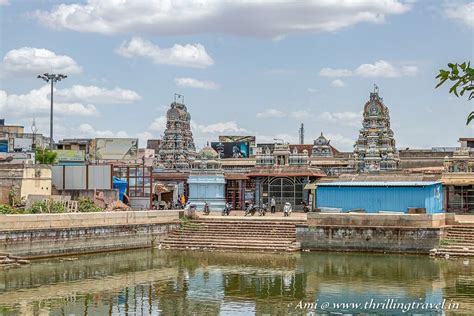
455, 214, 474, 225
194, 210, 307, 221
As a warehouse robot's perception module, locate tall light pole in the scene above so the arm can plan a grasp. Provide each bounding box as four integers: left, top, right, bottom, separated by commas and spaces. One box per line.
37, 73, 67, 150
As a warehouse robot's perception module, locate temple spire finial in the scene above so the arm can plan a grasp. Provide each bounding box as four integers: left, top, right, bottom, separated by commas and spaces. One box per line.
373, 84, 379, 94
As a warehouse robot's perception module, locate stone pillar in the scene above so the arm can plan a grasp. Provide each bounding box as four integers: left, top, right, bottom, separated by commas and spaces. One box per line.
255, 177, 261, 206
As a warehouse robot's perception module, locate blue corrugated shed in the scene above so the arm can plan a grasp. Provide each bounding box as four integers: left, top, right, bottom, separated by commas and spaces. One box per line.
316, 181, 443, 214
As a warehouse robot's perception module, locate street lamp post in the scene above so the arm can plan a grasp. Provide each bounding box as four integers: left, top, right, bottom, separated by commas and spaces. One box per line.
37, 73, 67, 150
31, 118, 38, 150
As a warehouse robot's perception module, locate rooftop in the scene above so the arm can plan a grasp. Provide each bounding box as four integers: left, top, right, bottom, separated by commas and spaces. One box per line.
317, 181, 441, 187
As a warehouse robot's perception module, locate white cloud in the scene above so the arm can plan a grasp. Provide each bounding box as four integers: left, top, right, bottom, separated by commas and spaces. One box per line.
2, 47, 82, 76
331, 79, 346, 87
34, 1, 410, 37
0, 0, 9, 5
256, 109, 286, 118
354, 60, 417, 77
0, 83, 141, 118
290, 110, 311, 119
149, 116, 167, 133
317, 111, 362, 127
116, 37, 214, 68
175, 78, 219, 90
319, 60, 417, 79
325, 133, 355, 151
0, 86, 98, 117
319, 68, 353, 78
193, 121, 247, 134
56, 85, 141, 104
307, 88, 318, 94
257, 108, 313, 119
77, 123, 129, 138
256, 133, 299, 144
59, 123, 153, 147
444, 1, 474, 29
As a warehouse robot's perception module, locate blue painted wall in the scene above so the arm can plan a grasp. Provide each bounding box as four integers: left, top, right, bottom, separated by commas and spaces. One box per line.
316, 183, 443, 214
188, 174, 226, 211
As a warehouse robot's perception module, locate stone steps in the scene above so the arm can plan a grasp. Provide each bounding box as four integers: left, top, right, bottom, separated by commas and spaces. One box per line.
434, 226, 474, 257
0, 253, 30, 267
176, 229, 296, 235
169, 231, 295, 238
165, 237, 295, 244
162, 244, 299, 252
162, 219, 300, 252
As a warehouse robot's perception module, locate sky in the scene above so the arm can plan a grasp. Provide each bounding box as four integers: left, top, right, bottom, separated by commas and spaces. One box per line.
0, 0, 473, 151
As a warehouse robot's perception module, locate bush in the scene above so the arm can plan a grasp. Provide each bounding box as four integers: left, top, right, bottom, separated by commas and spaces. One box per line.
78, 198, 103, 212
0, 204, 17, 214
28, 200, 65, 214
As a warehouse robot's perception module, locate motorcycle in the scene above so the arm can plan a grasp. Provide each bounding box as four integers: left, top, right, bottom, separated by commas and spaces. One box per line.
302, 201, 310, 213
222, 202, 232, 216
203, 202, 210, 215
244, 203, 256, 216
283, 202, 292, 217
257, 203, 267, 216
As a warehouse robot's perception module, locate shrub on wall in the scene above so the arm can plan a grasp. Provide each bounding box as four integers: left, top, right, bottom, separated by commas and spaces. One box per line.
28, 200, 66, 214
78, 198, 103, 212
0, 204, 18, 214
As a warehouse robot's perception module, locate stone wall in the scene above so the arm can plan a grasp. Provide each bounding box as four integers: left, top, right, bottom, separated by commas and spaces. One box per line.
0, 210, 181, 258
298, 212, 452, 254
296, 225, 442, 254
57, 189, 119, 204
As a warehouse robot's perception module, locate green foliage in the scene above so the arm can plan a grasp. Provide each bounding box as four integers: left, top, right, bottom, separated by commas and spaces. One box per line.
28, 200, 65, 214
0, 204, 17, 214
435, 61, 474, 124
77, 197, 103, 212
35, 148, 58, 164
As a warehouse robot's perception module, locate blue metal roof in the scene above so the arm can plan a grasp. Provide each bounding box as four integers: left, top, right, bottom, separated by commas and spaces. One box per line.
317, 181, 442, 187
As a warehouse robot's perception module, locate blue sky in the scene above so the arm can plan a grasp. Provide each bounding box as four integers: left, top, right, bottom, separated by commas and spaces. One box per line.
1, 0, 473, 151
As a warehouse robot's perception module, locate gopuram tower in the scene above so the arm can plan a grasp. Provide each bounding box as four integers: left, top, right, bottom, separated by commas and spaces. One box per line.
158, 98, 196, 169
353, 86, 400, 172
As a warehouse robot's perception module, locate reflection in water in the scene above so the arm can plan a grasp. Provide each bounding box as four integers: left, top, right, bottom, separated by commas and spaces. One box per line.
0, 249, 472, 315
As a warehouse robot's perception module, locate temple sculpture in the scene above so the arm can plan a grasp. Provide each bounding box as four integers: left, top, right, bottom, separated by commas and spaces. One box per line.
157, 101, 196, 169
353, 86, 400, 172
312, 132, 333, 157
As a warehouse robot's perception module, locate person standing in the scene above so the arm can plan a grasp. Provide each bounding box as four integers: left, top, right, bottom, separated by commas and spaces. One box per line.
180, 194, 186, 209
270, 197, 276, 213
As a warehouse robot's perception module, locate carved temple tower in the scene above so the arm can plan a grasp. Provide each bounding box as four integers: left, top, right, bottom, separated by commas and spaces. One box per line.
353, 86, 400, 172
158, 101, 196, 169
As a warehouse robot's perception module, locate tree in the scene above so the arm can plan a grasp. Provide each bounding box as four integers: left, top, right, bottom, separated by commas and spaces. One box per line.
35, 148, 57, 164
435, 61, 474, 124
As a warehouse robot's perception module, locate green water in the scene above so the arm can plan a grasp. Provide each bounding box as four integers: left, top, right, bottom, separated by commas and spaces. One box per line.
0, 249, 472, 315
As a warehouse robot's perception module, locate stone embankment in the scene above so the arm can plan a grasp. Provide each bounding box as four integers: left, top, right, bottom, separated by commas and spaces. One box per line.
161, 218, 305, 252
434, 226, 474, 257
0, 211, 181, 258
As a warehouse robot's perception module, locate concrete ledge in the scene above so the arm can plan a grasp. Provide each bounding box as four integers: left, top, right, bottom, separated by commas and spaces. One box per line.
0, 210, 180, 231
307, 212, 453, 228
